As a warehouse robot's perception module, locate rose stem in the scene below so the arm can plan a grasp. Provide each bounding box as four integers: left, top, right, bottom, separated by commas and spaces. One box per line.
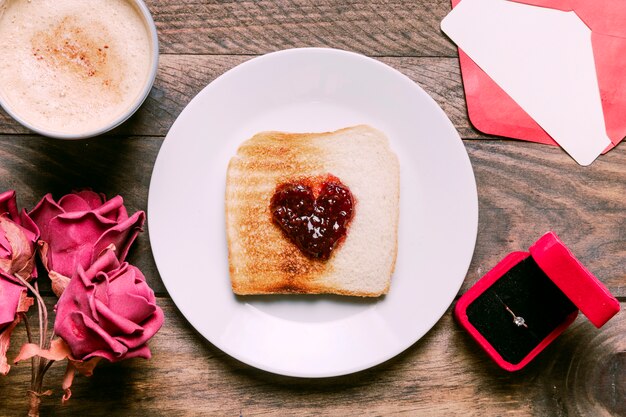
21, 313, 36, 387
42, 359, 54, 375
31, 282, 49, 399
33, 282, 48, 347
14, 275, 52, 411
13, 277, 48, 348
22, 312, 33, 344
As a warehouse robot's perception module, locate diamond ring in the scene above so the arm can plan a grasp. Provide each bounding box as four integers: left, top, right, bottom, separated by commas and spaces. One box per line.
493, 293, 529, 329
504, 306, 528, 328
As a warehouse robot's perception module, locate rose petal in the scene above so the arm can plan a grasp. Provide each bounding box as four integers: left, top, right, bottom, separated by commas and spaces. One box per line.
19, 209, 39, 243
56, 311, 128, 361
43, 212, 118, 278
37, 241, 50, 272
115, 302, 164, 349
58, 263, 98, 322
99, 344, 152, 361
61, 363, 76, 403
0, 227, 10, 260
0, 276, 26, 328
116, 204, 129, 223
0, 274, 30, 374
0, 190, 18, 219
90, 274, 109, 320
61, 362, 75, 404
82, 248, 120, 283
93, 210, 145, 264
13, 338, 73, 363
49, 270, 71, 298
73, 190, 106, 210
61, 356, 101, 403
108, 284, 157, 324
0, 216, 35, 280
57, 193, 94, 213
62, 387, 72, 403
94, 298, 143, 336
13, 253, 36, 282
92, 195, 125, 221
17, 291, 34, 314
27, 193, 64, 242
0, 317, 20, 375
72, 356, 101, 376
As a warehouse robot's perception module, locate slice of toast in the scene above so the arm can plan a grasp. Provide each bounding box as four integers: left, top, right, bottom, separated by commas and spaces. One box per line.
225, 125, 400, 297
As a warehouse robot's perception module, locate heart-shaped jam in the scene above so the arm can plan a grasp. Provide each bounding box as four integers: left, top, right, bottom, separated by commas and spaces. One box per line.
270, 175, 354, 260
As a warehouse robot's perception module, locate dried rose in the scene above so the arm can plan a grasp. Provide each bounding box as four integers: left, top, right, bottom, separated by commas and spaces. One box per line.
0, 271, 34, 375
54, 246, 163, 363
0, 190, 39, 281
0, 190, 37, 375
28, 191, 145, 296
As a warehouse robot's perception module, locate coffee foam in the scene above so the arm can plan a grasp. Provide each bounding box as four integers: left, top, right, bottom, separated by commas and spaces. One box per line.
0, 0, 152, 135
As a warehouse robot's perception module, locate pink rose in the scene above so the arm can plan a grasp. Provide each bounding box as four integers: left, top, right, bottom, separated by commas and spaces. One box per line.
28, 191, 145, 296
0, 190, 39, 281
0, 272, 34, 375
0, 190, 37, 375
54, 247, 163, 362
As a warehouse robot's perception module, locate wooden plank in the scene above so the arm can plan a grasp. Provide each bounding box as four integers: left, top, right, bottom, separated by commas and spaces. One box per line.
147, 0, 457, 56
0, 55, 479, 138
1, 298, 623, 416
0, 136, 624, 296
464, 140, 626, 294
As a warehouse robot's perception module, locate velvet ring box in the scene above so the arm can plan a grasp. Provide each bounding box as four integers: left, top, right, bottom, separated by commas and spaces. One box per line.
455, 232, 620, 371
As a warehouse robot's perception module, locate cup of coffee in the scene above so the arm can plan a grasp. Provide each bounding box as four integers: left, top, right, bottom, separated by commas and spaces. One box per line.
0, 0, 159, 139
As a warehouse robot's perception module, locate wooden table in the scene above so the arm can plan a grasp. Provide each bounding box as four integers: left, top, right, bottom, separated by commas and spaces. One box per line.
1, 1, 624, 415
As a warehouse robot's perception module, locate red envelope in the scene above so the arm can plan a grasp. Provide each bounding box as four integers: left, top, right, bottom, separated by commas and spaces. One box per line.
451, 0, 626, 151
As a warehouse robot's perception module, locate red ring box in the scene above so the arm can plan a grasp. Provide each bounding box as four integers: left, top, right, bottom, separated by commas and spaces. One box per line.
455, 232, 620, 371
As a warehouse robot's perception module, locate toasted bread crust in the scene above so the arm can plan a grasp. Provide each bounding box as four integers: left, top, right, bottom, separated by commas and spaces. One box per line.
226, 125, 399, 297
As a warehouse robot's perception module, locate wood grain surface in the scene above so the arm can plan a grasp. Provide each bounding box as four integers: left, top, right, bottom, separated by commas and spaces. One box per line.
1, 299, 624, 416
147, 0, 457, 56
0, 0, 624, 416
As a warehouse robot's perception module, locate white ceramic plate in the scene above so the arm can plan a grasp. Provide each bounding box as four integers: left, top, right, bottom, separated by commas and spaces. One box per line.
148, 48, 478, 378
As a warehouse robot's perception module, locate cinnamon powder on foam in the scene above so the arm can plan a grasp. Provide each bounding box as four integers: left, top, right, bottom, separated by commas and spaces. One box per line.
0, 0, 151, 135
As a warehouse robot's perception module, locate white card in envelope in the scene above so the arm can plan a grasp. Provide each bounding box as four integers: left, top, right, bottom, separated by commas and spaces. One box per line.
441, 0, 611, 166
